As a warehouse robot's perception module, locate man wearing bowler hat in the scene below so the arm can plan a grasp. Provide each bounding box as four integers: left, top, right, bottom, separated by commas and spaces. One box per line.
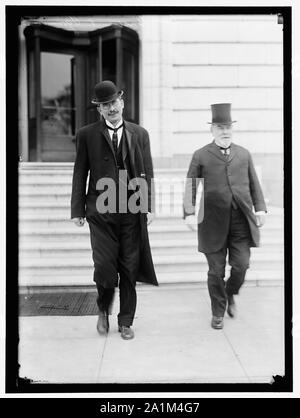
183, 103, 267, 330
71, 80, 158, 340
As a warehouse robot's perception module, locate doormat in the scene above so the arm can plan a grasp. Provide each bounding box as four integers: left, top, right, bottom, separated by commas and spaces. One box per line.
19, 292, 99, 316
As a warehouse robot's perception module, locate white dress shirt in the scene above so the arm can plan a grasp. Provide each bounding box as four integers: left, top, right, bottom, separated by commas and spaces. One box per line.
105, 118, 124, 147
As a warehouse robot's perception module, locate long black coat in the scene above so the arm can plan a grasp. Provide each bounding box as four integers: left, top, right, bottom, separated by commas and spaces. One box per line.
71, 119, 158, 286
184, 142, 267, 253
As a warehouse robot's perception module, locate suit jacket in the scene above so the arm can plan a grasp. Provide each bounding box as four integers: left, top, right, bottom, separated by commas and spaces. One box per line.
71, 119, 154, 218
183, 141, 267, 253
70, 118, 158, 286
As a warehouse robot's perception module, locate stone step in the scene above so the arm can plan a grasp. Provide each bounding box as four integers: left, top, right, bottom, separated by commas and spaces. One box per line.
19, 225, 283, 244
19, 269, 283, 288
19, 213, 187, 222
19, 195, 271, 218
19, 219, 283, 230
15, 179, 279, 199
19, 235, 284, 251
18, 210, 283, 226
19, 162, 73, 170
19, 251, 283, 271
18, 164, 283, 288
18, 194, 192, 212
18, 203, 283, 219
18, 209, 283, 221
18, 217, 284, 232
19, 176, 74, 184
17, 198, 193, 215
19, 212, 284, 231
19, 241, 283, 259
18, 214, 284, 232
19, 201, 73, 209
19, 175, 187, 185
19, 187, 74, 196
20, 215, 279, 233
19, 165, 186, 176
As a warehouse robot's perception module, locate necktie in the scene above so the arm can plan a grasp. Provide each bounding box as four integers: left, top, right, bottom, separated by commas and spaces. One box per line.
112, 129, 118, 156
219, 146, 230, 156
106, 123, 123, 156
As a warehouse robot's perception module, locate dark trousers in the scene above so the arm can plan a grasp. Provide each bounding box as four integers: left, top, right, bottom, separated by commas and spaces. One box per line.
93, 213, 140, 327
204, 207, 251, 317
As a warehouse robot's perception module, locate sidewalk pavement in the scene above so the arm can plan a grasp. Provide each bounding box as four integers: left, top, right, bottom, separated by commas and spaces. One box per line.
18, 283, 285, 385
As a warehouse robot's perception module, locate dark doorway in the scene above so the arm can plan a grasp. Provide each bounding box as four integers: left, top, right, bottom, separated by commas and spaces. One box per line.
24, 23, 139, 162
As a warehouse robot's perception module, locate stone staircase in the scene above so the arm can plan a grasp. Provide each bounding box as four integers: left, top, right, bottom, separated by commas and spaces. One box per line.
19, 163, 284, 290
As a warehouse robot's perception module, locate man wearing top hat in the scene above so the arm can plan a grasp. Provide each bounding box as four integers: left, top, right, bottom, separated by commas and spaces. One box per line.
183, 103, 267, 330
71, 80, 158, 340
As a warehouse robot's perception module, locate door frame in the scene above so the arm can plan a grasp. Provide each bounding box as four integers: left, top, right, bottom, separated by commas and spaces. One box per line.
23, 23, 139, 161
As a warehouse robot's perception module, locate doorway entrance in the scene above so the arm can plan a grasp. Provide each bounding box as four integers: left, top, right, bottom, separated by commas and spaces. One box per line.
24, 23, 139, 162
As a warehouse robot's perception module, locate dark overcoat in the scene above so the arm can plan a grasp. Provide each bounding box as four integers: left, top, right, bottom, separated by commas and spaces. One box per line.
71, 119, 158, 286
183, 142, 267, 253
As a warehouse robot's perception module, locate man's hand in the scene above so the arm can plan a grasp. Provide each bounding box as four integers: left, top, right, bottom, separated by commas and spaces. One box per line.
147, 212, 155, 225
185, 215, 197, 231
73, 217, 85, 227
255, 212, 266, 228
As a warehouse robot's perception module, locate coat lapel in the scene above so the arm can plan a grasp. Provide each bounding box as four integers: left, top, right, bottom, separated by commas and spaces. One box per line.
122, 126, 129, 160
124, 122, 137, 173
99, 120, 116, 159
227, 142, 237, 162
207, 142, 227, 162
98, 119, 138, 177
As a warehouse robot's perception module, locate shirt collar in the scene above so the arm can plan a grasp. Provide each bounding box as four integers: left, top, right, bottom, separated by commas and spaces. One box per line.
213, 139, 231, 148
105, 118, 124, 130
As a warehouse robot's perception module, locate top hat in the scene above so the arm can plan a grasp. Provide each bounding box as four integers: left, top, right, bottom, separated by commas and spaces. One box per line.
208, 103, 236, 124
91, 80, 123, 105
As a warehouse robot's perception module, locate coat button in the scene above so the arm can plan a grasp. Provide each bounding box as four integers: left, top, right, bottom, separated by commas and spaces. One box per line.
104, 157, 109, 161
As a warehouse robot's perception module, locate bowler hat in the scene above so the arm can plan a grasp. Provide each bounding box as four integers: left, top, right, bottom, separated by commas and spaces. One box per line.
91, 80, 123, 104
208, 103, 236, 124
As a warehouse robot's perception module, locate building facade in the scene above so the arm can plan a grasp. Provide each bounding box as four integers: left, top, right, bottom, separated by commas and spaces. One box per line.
18, 13, 284, 288
19, 13, 283, 205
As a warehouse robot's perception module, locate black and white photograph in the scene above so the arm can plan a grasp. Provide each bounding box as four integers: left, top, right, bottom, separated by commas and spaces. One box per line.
2, 0, 298, 398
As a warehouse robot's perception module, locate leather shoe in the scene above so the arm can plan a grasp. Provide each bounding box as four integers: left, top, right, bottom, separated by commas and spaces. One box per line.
227, 295, 236, 318
96, 311, 109, 335
118, 325, 134, 340
211, 316, 224, 330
